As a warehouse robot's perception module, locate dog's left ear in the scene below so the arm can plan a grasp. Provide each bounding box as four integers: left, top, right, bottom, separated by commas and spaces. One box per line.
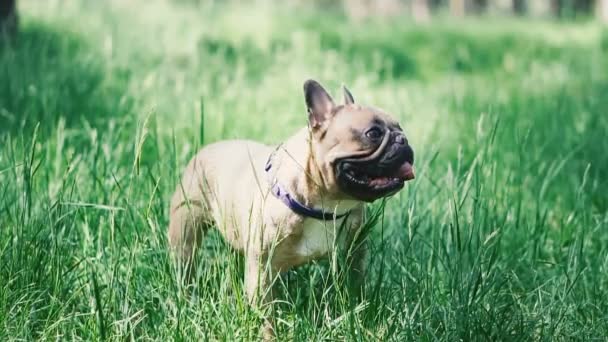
304, 79, 336, 129
342, 85, 355, 105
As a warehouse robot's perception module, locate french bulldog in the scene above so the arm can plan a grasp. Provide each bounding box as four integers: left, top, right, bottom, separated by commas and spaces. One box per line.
168, 80, 415, 338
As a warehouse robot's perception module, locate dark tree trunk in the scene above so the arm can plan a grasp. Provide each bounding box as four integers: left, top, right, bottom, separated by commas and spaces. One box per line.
572, 0, 593, 13
450, 0, 486, 16
513, 0, 526, 15
471, 0, 487, 13
0, 0, 17, 37
429, 0, 442, 7
551, 0, 594, 18
551, 0, 563, 17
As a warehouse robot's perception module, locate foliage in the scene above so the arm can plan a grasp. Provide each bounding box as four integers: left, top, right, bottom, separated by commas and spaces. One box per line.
1, 1, 607, 340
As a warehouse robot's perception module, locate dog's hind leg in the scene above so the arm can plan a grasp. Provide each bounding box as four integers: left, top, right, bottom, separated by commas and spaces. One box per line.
168, 185, 211, 282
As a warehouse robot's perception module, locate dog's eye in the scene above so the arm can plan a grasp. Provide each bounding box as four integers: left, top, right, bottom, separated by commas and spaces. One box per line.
365, 127, 383, 140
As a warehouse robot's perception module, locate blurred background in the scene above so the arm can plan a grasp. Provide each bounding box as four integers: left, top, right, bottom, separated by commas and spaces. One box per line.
1, 0, 607, 340
8, 0, 607, 27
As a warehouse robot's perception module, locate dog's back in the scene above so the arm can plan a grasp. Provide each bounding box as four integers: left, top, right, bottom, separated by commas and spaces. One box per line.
168, 140, 273, 262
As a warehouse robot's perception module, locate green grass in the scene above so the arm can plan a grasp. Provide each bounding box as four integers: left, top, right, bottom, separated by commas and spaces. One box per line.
1, 0, 608, 340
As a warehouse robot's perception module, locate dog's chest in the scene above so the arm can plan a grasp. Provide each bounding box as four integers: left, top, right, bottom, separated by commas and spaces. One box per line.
292, 219, 340, 259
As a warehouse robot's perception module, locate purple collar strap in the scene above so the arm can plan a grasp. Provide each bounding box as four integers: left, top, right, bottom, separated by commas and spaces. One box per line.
265, 152, 350, 221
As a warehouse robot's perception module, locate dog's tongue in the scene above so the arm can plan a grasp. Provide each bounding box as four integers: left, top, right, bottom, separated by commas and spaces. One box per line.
393, 162, 415, 181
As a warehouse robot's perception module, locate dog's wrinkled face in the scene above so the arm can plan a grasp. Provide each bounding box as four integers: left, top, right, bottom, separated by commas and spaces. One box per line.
304, 80, 415, 202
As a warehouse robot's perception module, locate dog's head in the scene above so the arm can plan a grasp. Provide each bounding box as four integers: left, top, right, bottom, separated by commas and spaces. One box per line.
304, 80, 415, 203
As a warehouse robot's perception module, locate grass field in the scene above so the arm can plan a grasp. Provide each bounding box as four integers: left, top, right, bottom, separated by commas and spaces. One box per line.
1, 0, 608, 340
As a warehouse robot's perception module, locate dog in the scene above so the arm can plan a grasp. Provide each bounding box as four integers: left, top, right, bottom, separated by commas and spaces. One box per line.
168, 79, 415, 338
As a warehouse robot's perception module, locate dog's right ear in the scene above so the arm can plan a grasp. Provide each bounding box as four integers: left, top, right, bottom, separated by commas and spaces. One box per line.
304, 79, 335, 129
342, 85, 355, 105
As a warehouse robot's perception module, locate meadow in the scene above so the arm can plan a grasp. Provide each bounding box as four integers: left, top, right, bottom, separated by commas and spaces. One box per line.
1, 0, 608, 340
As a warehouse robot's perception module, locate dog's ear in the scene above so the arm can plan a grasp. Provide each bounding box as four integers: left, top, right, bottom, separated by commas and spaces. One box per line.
304, 79, 335, 129
342, 85, 355, 105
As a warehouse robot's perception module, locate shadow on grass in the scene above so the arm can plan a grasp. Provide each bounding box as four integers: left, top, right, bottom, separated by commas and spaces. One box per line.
0, 22, 132, 136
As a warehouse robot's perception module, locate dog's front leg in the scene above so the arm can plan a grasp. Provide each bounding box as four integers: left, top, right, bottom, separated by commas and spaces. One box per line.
344, 210, 367, 301
244, 252, 276, 340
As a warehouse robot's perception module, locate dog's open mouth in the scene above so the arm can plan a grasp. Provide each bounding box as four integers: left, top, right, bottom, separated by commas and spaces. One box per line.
335, 144, 415, 202
343, 161, 414, 188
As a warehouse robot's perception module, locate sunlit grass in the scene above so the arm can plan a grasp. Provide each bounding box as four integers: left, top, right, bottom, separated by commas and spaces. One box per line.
1, 0, 607, 340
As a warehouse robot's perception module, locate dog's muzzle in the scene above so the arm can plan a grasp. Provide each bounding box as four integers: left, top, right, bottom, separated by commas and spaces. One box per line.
334, 131, 415, 202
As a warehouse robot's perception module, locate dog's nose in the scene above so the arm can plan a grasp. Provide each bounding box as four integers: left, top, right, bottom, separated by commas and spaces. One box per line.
404, 144, 414, 164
